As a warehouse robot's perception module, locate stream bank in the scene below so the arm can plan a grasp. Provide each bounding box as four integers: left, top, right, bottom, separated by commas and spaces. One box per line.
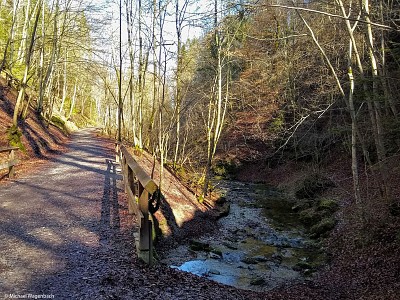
160, 180, 327, 292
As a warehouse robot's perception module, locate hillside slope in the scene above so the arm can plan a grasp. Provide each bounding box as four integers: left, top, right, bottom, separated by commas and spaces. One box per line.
0, 76, 68, 179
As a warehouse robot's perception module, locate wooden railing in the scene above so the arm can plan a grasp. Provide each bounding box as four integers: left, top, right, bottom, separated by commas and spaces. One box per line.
0, 146, 19, 178
116, 143, 158, 265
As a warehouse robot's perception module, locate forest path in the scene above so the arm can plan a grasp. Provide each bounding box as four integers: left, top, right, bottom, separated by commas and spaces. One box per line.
0, 128, 127, 298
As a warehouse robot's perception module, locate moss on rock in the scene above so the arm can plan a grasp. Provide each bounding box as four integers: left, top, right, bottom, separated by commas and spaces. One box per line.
299, 208, 322, 226
310, 218, 336, 238
7, 125, 25, 151
317, 198, 339, 213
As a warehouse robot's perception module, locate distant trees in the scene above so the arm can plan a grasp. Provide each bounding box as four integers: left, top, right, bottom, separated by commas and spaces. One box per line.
0, 0, 101, 128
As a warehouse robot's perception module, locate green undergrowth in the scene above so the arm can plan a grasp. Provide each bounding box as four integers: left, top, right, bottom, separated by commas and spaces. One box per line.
164, 162, 217, 203
50, 115, 78, 134
212, 158, 241, 180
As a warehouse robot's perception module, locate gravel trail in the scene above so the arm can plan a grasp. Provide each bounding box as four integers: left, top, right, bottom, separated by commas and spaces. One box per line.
0, 129, 125, 298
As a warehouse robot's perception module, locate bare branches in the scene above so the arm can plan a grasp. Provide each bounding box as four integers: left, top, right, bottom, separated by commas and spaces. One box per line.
245, 3, 396, 31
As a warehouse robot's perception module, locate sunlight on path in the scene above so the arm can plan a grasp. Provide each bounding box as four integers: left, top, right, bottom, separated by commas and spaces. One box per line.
0, 129, 122, 298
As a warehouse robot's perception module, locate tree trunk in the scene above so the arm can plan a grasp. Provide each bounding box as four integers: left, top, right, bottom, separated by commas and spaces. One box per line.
0, 0, 19, 72
38, 0, 59, 115
13, 0, 41, 126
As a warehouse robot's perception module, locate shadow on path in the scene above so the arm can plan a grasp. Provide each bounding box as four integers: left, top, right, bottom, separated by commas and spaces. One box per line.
100, 159, 121, 243
0, 129, 130, 298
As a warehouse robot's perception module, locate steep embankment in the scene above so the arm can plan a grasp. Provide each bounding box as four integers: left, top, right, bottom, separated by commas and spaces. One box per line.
0, 76, 68, 179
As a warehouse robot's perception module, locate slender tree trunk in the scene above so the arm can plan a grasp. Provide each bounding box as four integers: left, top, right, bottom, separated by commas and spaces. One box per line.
59, 52, 68, 114
173, 0, 182, 167
347, 43, 362, 207
67, 78, 77, 120
137, 0, 144, 149
38, 0, 59, 115
13, 0, 41, 126
0, 0, 19, 72
362, 0, 390, 201
17, 0, 31, 63
125, 0, 137, 145
117, 0, 123, 142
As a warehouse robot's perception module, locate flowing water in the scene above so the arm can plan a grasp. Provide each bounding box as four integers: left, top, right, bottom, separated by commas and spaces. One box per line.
160, 181, 326, 292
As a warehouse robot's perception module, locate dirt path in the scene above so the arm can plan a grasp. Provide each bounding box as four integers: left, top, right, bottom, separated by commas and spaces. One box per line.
0, 129, 273, 300
0, 128, 126, 298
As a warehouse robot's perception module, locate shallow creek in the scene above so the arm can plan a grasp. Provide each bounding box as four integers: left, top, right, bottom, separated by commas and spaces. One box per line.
160, 181, 326, 292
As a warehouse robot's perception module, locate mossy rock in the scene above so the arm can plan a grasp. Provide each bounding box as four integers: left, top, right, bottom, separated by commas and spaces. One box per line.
250, 277, 265, 286
317, 198, 339, 213
210, 248, 223, 257
51, 115, 65, 127
291, 200, 313, 212
216, 202, 230, 218
51, 115, 78, 134
215, 196, 227, 206
295, 261, 313, 270
241, 257, 259, 264
299, 208, 322, 226
189, 239, 211, 252
310, 218, 336, 238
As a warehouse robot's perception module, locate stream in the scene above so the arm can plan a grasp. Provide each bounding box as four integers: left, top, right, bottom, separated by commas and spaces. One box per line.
160, 181, 326, 292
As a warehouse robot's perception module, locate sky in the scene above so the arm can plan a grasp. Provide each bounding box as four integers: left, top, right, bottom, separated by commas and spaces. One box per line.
81, 0, 214, 72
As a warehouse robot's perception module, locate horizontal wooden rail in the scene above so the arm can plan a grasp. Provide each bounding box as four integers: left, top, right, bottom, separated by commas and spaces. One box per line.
116, 143, 158, 265
0, 146, 19, 178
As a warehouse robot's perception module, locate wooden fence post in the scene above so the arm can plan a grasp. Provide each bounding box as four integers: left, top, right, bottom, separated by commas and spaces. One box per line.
8, 149, 15, 178
127, 167, 135, 214
115, 143, 120, 163
148, 219, 153, 265
139, 186, 150, 251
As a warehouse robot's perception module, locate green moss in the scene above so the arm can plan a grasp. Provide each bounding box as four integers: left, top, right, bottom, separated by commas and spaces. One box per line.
317, 198, 339, 213
197, 194, 204, 203
299, 208, 322, 226
7, 125, 25, 151
189, 239, 211, 251
210, 248, 223, 256
270, 111, 285, 133
212, 159, 240, 179
295, 261, 313, 270
309, 218, 336, 238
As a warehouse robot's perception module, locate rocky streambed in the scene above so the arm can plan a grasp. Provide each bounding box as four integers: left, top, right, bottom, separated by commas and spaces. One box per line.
160, 181, 327, 292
